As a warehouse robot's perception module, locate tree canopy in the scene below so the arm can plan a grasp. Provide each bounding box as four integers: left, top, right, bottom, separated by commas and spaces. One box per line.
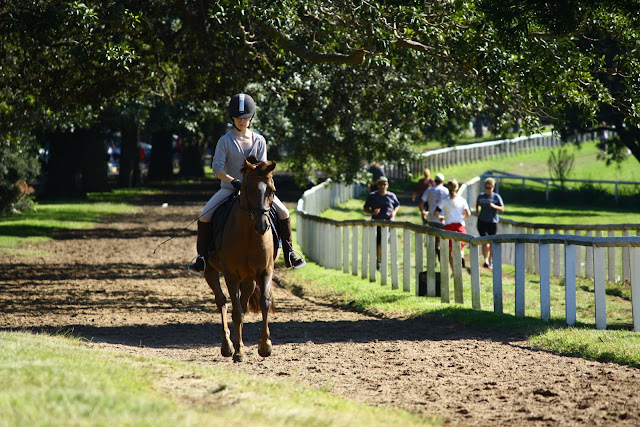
1, 0, 639, 202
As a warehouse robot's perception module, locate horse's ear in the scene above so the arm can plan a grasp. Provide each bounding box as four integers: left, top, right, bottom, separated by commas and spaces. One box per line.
266, 160, 276, 173
244, 157, 257, 171
245, 155, 259, 165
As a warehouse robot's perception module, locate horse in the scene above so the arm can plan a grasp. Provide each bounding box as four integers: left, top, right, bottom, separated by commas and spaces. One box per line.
203, 156, 278, 362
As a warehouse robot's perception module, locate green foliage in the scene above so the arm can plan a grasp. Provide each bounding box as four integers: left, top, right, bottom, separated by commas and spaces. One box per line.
547, 145, 575, 187
0, 134, 39, 215
1, 1, 640, 186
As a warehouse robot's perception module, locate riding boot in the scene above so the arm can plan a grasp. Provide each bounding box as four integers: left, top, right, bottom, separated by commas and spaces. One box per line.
188, 221, 213, 274
279, 217, 306, 269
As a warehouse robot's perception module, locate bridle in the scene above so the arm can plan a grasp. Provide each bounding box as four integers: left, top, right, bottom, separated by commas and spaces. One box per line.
238, 175, 273, 225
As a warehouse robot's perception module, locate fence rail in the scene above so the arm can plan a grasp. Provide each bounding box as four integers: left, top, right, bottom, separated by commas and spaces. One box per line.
296, 133, 640, 331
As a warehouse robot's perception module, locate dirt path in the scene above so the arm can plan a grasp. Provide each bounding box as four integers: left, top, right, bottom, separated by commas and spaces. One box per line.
1, 178, 639, 425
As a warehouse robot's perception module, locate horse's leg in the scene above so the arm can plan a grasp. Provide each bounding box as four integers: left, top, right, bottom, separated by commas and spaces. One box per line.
204, 266, 233, 357
226, 275, 246, 362
257, 268, 273, 358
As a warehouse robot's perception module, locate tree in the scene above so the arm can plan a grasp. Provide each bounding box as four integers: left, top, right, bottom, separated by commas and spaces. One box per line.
1, 0, 639, 203
547, 146, 575, 189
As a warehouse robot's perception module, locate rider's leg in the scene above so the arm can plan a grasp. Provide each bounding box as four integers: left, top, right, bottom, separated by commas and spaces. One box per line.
273, 196, 306, 269
188, 220, 213, 273
188, 189, 233, 273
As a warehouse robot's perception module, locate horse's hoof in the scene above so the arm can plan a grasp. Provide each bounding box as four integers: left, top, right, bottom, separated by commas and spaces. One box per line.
258, 340, 272, 358
221, 344, 233, 358
233, 353, 245, 363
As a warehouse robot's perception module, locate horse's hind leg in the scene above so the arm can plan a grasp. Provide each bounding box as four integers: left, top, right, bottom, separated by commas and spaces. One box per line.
204, 266, 233, 358
257, 269, 273, 358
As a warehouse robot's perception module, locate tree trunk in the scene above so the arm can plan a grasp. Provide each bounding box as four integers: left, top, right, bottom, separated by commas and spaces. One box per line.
179, 137, 205, 177
79, 128, 110, 193
45, 132, 85, 198
474, 116, 484, 138
118, 121, 141, 187
148, 130, 174, 181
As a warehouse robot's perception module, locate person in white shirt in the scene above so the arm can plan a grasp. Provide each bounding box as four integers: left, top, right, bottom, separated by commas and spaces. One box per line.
436, 178, 471, 270
419, 173, 448, 261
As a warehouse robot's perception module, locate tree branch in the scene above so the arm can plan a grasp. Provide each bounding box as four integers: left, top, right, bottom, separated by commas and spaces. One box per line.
255, 20, 366, 65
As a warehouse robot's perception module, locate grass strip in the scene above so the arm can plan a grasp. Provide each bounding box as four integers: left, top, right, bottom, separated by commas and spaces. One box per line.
0, 331, 435, 426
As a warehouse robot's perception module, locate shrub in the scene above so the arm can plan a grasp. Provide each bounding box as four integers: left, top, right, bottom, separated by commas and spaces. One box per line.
0, 135, 40, 215
547, 145, 575, 189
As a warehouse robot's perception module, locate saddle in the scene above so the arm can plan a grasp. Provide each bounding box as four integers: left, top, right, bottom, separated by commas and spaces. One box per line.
208, 192, 280, 260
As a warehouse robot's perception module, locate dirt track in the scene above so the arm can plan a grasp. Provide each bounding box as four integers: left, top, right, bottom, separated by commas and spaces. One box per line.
2, 177, 640, 425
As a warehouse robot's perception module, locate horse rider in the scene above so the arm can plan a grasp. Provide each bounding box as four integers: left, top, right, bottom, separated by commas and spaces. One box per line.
188, 93, 306, 273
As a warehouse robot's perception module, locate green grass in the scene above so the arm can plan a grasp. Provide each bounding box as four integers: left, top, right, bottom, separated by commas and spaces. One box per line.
0, 188, 157, 252
301, 141, 640, 369
0, 331, 432, 426
278, 254, 640, 369
429, 140, 640, 184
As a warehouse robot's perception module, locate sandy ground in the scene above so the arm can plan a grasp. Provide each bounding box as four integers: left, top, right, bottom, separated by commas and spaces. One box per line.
2, 176, 640, 425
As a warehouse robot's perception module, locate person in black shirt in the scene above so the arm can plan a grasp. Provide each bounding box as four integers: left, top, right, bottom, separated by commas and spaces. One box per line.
363, 176, 400, 270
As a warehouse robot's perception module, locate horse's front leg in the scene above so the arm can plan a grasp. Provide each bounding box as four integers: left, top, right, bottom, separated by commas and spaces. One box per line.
257, 268, 273, 358
226, 275, 246, 362
204, 267, 232, 358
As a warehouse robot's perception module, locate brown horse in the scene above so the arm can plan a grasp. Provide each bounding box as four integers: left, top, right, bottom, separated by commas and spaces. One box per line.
204, 156, 277, 362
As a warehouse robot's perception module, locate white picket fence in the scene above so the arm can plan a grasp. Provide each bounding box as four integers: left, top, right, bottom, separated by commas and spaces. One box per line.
295, 135, 640, 331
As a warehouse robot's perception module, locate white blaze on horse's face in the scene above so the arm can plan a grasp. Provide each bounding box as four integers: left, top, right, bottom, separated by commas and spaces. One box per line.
246, 177, 273, 235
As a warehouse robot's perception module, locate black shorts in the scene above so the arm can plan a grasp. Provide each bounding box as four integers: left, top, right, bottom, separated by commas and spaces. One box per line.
477, 220, 497, 236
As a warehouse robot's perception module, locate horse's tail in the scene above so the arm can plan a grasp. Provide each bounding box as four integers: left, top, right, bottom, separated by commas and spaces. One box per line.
247, 284, 276, 314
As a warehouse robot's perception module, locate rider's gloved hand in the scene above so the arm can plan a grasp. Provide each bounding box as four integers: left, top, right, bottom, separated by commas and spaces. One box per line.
231, 179, 241, 191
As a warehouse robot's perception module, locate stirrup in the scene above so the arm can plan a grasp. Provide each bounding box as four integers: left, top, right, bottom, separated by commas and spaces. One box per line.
187, 254, 206, 275
287, 249, 306, 269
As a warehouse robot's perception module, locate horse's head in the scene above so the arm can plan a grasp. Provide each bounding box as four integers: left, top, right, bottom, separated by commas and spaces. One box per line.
240, 156, 277, 235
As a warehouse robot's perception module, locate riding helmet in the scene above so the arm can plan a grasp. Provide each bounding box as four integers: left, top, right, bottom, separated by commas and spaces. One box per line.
228, 93, 256, 119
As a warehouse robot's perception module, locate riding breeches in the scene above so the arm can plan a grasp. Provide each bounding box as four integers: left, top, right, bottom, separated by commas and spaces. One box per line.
199, 188, 289, 223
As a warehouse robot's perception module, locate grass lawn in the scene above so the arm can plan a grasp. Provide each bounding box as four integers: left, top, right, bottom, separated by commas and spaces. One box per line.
0, 331, 429, 426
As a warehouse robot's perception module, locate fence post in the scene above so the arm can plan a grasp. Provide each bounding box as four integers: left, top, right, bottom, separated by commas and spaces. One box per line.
493, 242, 503, 314
452, 240, 464, 304
415, 233, 424, 296
574, 230, 583, 277
539, 243, 551, 321
335, 225, 342, 271
608, 230, 616, 282
553, 229, 562, 277
369, 226, 377, 282
593, 246, 607, 330
390, 228, 399, 290
470, 244, 481, 309
440, 239, 450, 303
585, 230, 594, 278
343, 225, 350, 274
403, 229, 411, 292
565, 244, 577, 326
381, 226, 389, 286
623, 230, 631, 282
515, 242, 526, 317
631, 246, 640, 332
352, 225, 359, 276
426, 234, 437, 297
361, 225, 368, 279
